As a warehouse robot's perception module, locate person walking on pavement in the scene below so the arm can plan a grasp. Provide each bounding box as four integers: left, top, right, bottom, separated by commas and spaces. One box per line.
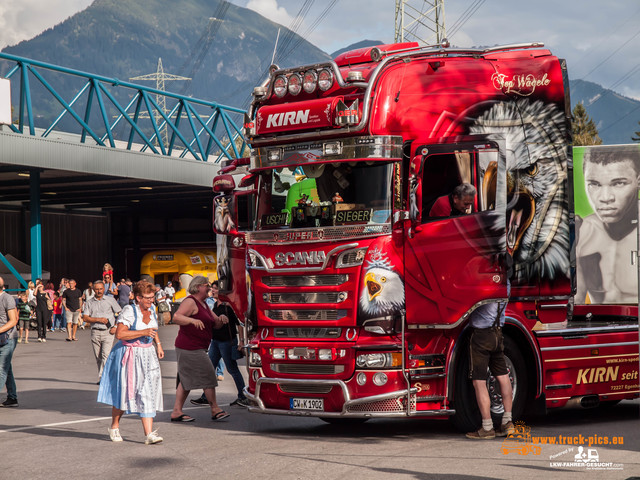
83, 280, 121, 384
170, 276, 229, 423
116, 279, 131, 309
204, 287, 224, 380
103, 274, 117, 298
0, 276, 19, 407
44, 282, 56, 331
34, 283, 51, 342
16, 292, 31, 344
191, 280, 248, 407
98, 280, 164, 445
62, 279, 83, 341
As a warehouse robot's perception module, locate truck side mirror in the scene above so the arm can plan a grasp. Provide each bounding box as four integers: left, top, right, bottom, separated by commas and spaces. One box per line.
213, 174, 236, 194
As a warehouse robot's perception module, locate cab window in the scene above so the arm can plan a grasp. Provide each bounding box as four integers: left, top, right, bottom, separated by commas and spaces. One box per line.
422, 149, 497, 221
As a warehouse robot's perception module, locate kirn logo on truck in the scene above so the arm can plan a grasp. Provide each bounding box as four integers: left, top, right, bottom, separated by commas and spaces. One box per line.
266, 109, 310, 128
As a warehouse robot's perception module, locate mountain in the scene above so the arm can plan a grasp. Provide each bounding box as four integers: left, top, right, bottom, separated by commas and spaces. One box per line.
569, 79, 640, 145
2, 3, 638, 146
331, 40, 384, 58
0, 0, 330, 118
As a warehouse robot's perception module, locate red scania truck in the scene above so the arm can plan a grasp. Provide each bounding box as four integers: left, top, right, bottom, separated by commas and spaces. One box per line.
213, 41, 639, 430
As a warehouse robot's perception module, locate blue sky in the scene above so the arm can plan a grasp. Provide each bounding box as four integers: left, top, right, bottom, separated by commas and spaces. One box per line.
1, 0, 639, 99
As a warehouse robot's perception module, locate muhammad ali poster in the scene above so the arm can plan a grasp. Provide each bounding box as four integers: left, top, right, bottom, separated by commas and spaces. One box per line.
574, 145, 640, 305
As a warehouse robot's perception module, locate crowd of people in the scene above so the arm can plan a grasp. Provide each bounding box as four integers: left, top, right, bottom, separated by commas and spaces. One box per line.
0, 265, 247, 446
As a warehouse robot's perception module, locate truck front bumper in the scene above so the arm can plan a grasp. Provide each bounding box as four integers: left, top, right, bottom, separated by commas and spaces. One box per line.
245, 377, 433, 418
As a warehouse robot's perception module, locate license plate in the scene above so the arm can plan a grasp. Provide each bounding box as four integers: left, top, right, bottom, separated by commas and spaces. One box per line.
290, 397, 324, 411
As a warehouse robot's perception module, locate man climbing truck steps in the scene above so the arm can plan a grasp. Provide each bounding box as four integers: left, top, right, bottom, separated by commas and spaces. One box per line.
210, 40, 639, 431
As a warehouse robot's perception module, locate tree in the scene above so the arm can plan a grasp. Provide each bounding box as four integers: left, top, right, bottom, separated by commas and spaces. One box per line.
572, 102, 602, 146
632, 121, 640, 143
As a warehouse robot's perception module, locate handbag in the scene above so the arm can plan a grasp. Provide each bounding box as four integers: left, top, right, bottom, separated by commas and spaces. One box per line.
157, 302, 170, 313
231, 337, 245, 360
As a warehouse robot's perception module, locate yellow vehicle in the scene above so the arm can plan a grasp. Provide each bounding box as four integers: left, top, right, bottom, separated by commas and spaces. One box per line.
139, 250, 217, 302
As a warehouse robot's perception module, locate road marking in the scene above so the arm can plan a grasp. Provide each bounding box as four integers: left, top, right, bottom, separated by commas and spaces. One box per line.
0, 405, 222, 434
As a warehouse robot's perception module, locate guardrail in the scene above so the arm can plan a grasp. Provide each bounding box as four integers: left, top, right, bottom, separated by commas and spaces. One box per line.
0, 52, 247, 162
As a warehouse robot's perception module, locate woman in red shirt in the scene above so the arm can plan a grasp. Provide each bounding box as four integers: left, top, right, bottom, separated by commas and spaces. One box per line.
170, 275, 230, 422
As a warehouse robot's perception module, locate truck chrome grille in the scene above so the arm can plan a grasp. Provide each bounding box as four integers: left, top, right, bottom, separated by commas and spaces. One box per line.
271, 364, 345, 375
265, 292, 347, 304
267, 310, 347, 321
280, 384, 333, 394
274, 327, 342, 338
263, 274, 348, 287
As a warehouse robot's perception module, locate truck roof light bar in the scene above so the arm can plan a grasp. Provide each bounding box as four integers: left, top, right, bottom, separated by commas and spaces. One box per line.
249, 42, 547, 145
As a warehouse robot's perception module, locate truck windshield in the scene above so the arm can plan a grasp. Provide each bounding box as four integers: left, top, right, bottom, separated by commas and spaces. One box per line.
255, 162, 393, 230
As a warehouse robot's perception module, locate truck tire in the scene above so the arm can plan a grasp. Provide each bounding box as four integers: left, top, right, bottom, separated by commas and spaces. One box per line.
450, 335, 528, 432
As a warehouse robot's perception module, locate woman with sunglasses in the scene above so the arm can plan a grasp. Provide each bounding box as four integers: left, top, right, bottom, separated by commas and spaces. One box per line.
98, 280, 164, 445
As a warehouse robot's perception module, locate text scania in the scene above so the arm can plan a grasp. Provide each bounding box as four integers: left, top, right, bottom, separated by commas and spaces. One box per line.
274, 251, 326, 267
266, 110, 310, 128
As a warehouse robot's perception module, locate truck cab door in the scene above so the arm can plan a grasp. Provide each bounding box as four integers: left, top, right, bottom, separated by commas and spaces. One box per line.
404, 140, 508, 327
213, 176, 256, 321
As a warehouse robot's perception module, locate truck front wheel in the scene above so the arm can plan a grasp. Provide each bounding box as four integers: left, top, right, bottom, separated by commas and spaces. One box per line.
451, 335, 528, 432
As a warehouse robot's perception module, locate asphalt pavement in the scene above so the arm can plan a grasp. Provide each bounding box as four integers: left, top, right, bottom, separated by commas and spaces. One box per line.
1, 324, 638, 480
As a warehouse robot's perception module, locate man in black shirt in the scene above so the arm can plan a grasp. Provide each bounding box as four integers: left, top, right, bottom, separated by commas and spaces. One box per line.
190, 281, 248, 407
62, 279, 83, 341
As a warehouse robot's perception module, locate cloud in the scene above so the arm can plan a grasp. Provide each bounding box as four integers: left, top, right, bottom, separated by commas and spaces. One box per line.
245, 0, 294, 27
0, 0, 92, 50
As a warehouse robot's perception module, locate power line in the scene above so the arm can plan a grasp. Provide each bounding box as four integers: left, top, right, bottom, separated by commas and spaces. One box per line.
570, 6, 640, 77
447, 0, 485, 39
585, 63, 640, 108
598, 103, 640, 135
580, 28, 640, 82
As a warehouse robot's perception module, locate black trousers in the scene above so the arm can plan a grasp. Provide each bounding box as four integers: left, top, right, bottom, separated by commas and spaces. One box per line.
35, 308, 51, 339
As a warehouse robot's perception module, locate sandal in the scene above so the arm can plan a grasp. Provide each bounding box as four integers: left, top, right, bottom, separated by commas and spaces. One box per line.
212, 410, 230, 421
73, 338, 78, 341
170, 414, 195, 422
66, 338, 72, 342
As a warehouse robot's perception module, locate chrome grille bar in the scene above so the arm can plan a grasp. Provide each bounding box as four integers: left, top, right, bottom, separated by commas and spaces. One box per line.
280, 384, 334, 394
263, 274, 349, 287
247, 224, 391, 244
266, 310, 347, 321
271, 364, 345, 375
265, 292, 347, 304
274, 327, 342, 338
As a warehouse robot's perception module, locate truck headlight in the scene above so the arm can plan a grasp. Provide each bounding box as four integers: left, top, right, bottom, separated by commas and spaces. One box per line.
271, 348, 285, 360
249, 351, 262, 367
355, 352, 402, 369
336, 247, 367, 268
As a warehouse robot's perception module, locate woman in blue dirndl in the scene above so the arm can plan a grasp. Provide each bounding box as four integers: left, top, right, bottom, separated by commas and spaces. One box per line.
98, 280, 164, 444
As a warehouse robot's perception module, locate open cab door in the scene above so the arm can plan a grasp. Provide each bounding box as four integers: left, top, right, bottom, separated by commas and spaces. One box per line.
404, 139, 508, 327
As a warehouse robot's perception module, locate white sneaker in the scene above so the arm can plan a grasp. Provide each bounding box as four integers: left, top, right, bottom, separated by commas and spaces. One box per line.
108, 427, 123, 442
144, 430, 163, 445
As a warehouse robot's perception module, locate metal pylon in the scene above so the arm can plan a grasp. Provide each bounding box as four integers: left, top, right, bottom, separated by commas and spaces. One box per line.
130, 58, 190, 147
394, 0, 446, 45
